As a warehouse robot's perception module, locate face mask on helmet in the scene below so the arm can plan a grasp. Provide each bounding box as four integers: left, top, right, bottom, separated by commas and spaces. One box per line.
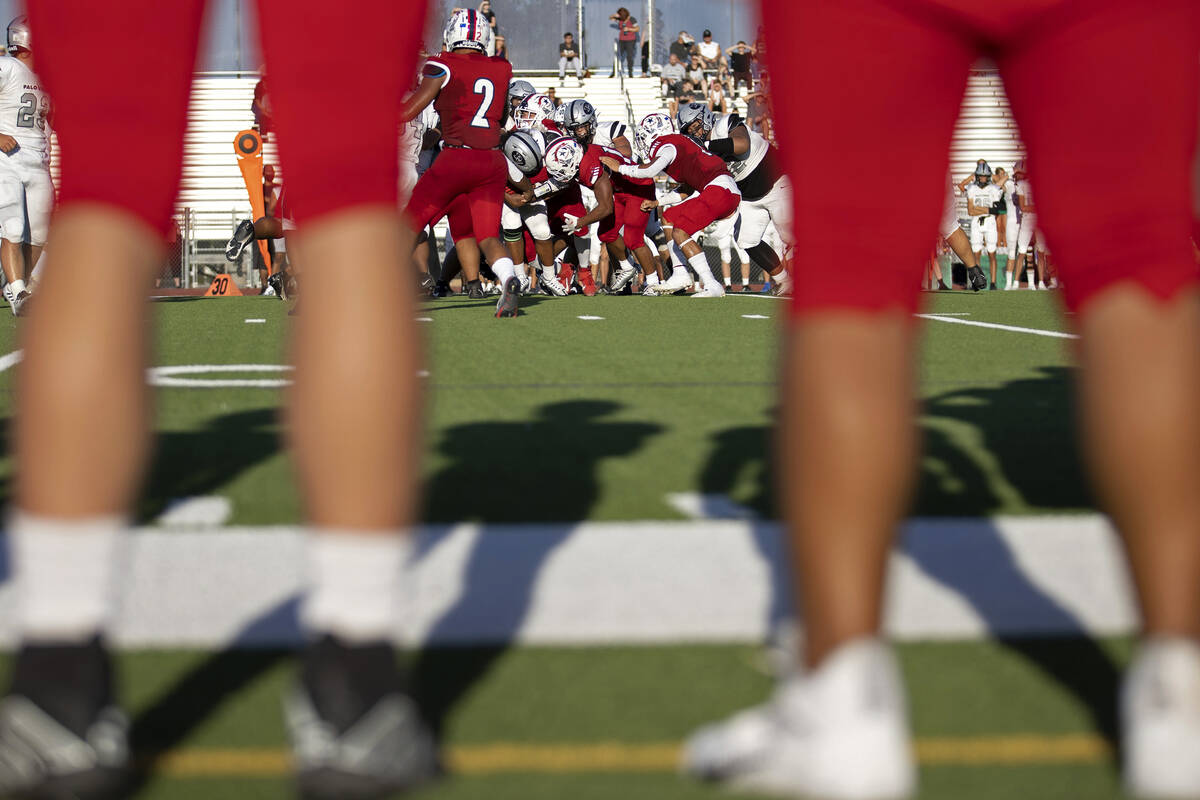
563, 100, 597, 144
544, 137, 583, 183
636, 112, 674, 154
514, 94, 554, 130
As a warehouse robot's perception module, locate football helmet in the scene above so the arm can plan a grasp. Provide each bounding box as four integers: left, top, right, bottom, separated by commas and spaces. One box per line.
514, 93, 555, 130
443, 8, 493, 55
636, 111, 675, 156
973, 159, 992, 188
6, 15, 30, 54
544, 136, 584, 184
502, 129, 545, 177
561, 99, 597, 144
676, 102, 715, 142
508, 79, 536, 109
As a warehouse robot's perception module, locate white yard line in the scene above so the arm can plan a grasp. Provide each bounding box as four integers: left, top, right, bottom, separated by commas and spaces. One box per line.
916, 314, 1078, 340
0, 515, 1135, 647
0, 349, 21, 373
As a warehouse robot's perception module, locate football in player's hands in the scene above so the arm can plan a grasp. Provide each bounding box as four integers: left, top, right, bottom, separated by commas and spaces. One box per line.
599, 156, 621, 172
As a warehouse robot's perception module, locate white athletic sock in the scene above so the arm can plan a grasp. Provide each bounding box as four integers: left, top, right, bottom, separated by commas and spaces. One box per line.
302, 529, 409, 643
9, 279, 25, 296
1026, 269, 1035, 286
723, 276, 732, 287
491, 257, 516, 285
645, 273, 660, 286
687, 250, 717, 288
11, 510, 124, 641
620, 256, 637, 274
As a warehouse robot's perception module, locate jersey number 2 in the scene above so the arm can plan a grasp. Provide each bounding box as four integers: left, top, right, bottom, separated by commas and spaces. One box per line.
470, 78, 494, 129
16, 92, 36, 129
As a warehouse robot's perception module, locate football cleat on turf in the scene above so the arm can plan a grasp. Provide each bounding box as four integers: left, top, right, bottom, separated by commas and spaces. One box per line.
286, 636, 437, 800
966, 266, 988, 292
1122, 637, 1200, 800
769, 275, 793, 298
466, 280, 486, 300
609, 264, 636, 294
266, 271, 285, 300
652, 270, 692, 295
495, 276, 521, 318
682, 638, 915, 800
691, 283, 726, 298
0, 639, 130, 800
641, 282, 661, 296
577, 266, 598, 296
225, 219, 256, 262
11, 290, 31, 317
538, 272, 568, 297
430, 280, 452, 298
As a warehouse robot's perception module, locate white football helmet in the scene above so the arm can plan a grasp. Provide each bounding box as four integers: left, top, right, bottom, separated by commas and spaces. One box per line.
677, 102, 715, 142
636, 112, 675, 156
514, 93, 554, 130
544, 136, 584, 184
6, 15, 30, 54
443, 8, 493, 55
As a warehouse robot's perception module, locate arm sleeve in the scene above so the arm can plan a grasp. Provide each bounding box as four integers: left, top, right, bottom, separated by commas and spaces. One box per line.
422, 59, 452, 92
619, 144, 676, 179
708, 137, 735, 158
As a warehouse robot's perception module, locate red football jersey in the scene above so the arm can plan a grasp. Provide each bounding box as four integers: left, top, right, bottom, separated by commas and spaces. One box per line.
424, 50, 513, 149
649, 133, 731, 191
578, 143, 654, 195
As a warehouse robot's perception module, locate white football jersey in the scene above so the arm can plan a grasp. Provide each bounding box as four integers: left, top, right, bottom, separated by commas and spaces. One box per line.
966, 182, 1002, 216
710, 113, 768, 183
0, 56, 48, 155
593, 120, 630, 152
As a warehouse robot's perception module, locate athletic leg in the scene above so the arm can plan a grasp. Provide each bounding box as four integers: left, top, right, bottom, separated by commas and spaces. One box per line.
1000, 2, 1200, 793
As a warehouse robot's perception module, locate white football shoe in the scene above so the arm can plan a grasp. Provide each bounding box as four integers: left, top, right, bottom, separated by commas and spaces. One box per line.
682, 638, 915, 800
538, 272, 569, 297
610, 263, 637, 293
652, 269, 693, 295
1122, 637, 1200, 799
691, 283, 726, 298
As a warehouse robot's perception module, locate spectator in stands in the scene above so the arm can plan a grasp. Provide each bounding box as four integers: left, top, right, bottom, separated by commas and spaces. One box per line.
642, 38, 650, 76
252, 72, 273, 138
661, 52, 687, 99
687, 56, 706, 93
696, 29, 724, 77
479, 0, 497, 34
746, 87, 768, 132
728, 41, 753, 94
707, 78, 727, 113
610, 7, 639, 77
670, 31, 693, 64
545, 86, 563, 108
494, 34, 508, 60
559, 32, 581, 85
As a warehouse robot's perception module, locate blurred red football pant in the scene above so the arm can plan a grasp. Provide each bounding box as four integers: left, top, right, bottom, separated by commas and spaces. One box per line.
28, 0, 429, 235
760, 0, 1200, 314
406, 148, 508, 242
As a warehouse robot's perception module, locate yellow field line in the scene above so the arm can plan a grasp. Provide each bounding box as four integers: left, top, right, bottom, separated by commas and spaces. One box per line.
146, 734, 1112, 778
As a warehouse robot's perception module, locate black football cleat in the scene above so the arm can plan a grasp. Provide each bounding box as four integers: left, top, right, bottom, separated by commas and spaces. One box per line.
966, 266, 988, 292
495, 277, 520, 318
466, 279, 486, 300
285, 636, 437, 800
225, 219, 256, 262
0, 638, 130, 800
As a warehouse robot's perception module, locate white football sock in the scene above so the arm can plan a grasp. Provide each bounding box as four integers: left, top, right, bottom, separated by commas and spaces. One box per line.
302, 529, 409, 643
491, 257, 516, 285
670, 243, 687, 269
645, 273, 660, 286
11, 510, 124, 641
723, 276, 732, 287
687, 250, 717, 288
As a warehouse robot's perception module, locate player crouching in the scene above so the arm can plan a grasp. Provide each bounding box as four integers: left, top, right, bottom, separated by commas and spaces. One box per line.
603, 112, 738, 298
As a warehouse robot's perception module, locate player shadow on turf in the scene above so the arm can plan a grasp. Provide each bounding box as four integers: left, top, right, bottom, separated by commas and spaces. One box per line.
910, 365, 1120, 758
419, 295, 556, 313
136, 406, 289, 523
411, 399, 662, 738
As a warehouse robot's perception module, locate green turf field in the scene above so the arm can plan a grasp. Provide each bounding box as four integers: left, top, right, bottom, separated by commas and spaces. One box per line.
0, 289, 1133, 799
